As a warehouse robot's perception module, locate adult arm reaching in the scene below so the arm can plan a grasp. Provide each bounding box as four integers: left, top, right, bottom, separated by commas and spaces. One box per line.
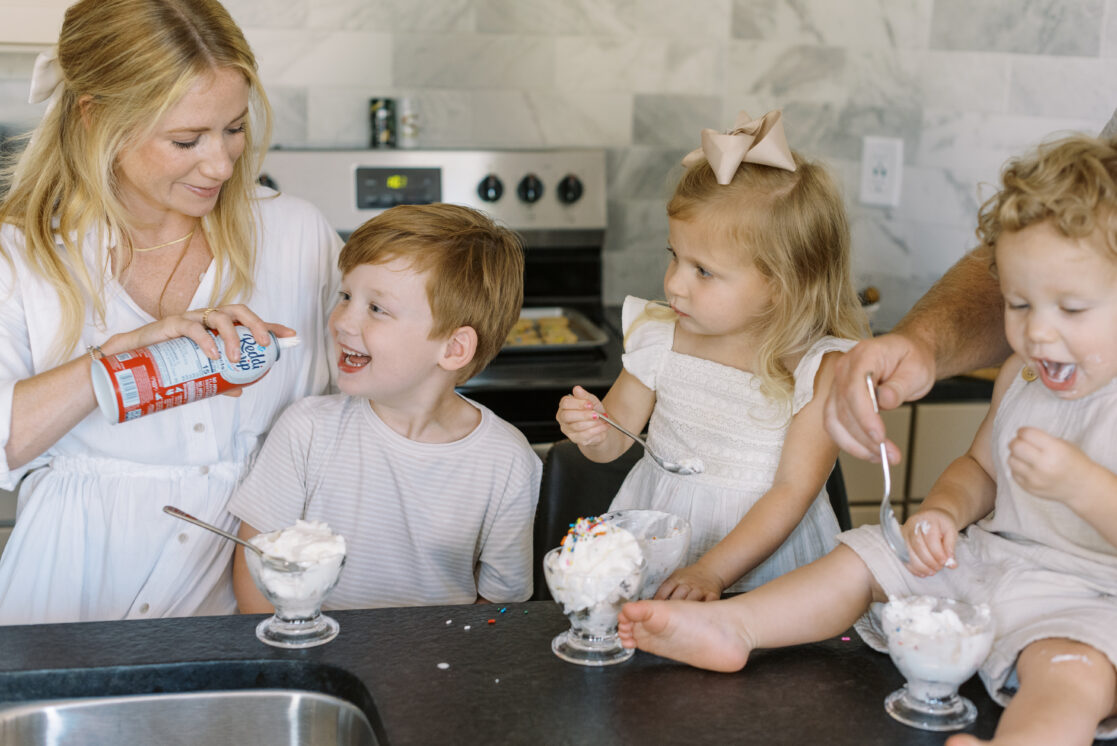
828, 111, 1117, 463
825, 250, 1009, 462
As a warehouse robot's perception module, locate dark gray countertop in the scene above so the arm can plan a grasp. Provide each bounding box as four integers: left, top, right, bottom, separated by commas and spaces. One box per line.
0, 601, 1015, 745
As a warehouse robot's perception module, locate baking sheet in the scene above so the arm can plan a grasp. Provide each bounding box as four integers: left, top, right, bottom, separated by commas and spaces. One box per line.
503, 307, 608, 353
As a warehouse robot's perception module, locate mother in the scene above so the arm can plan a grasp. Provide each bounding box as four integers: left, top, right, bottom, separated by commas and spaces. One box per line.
0, 0, 340, 624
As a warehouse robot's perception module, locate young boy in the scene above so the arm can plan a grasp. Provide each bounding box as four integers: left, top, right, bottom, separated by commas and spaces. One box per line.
229, 203, 541, 610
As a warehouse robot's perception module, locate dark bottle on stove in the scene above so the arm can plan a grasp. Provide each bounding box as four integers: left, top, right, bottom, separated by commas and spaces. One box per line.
369, 98, 396, 148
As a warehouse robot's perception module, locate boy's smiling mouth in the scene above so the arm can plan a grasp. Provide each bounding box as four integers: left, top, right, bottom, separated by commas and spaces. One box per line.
338, 344, 371, 372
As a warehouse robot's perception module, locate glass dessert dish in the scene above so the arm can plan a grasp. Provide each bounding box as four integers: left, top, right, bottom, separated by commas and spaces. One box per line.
245, 521, 347, 649
543, 517, 646, 666
882, 595, 995, 731
598, 509, 691, 599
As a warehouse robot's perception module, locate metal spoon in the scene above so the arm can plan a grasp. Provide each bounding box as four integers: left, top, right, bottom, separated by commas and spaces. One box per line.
163, 505, 304, 572
597, 412, 704, 475
865, 374, 910, 563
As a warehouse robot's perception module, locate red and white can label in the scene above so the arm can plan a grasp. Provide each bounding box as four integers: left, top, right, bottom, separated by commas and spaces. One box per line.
91, 326, 281, 424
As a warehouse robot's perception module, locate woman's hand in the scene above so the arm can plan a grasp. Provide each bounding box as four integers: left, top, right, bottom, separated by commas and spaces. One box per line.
654, 562, 723, 602
103, 303, 295, 362
901, 508, 958, 577
555, 385, 609, 446
7, 303, 295, 470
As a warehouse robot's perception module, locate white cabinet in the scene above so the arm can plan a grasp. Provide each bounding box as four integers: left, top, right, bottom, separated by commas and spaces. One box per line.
907, 402, 989, 510
0, 0, 68, 48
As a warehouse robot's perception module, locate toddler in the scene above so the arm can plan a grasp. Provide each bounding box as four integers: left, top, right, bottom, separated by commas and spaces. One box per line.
230, 203, 542, 610
557, 110, 867, 600
618, 134, 1117, 745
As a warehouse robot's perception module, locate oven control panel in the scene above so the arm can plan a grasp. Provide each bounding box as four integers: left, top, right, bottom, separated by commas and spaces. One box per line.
355, 167, 441, 209
260, 148, 606, 234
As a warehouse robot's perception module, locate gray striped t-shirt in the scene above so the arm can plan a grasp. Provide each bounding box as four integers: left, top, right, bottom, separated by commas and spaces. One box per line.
228, 393, 541, 608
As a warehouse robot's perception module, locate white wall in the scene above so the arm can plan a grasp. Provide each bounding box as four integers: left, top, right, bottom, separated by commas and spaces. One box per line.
0, 0, 1113, 329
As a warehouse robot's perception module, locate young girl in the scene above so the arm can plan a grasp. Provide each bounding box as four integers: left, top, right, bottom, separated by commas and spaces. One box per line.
556, 110, 867, 601
617, 134, 1117, 745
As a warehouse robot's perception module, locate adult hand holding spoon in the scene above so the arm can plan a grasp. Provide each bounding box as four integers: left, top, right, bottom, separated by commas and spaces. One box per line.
866, 374, 910, 563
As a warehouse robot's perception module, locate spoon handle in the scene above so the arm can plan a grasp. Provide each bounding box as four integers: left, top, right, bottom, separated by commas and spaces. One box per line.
163, 505, 261, 556
597, 412, 648, 448
864, 375, 910, 563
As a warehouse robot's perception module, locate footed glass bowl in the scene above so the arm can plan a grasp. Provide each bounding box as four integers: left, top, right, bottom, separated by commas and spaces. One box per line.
245, 548, 346, 649
543, 546, 645, 666
599, 509, 691, 599
882, 596, 995, 731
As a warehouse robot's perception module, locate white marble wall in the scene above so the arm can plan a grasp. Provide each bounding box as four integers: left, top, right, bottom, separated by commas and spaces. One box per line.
1, 0, 1115, 328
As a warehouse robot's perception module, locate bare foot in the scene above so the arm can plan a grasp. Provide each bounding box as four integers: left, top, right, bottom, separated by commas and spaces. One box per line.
945, 735, 985, 745
617, 598, 753, 672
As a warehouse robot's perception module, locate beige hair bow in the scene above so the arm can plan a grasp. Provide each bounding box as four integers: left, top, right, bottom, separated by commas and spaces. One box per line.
682, 110, 796, 184
29, 47, 63, 106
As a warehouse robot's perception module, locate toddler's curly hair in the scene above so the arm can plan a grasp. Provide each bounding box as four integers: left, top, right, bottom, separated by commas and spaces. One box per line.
977, 134, 1117, 261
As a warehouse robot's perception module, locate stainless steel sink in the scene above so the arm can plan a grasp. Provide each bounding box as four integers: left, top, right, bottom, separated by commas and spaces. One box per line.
0, 688, 377, 745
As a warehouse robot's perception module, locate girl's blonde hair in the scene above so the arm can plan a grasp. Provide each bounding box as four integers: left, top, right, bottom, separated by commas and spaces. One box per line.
1, 0, 272, 360
976, 134, 1117, 263
657, 152, 867, 401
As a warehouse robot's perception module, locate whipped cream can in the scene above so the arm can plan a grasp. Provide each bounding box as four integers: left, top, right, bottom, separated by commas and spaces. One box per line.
91, 326, 299, 424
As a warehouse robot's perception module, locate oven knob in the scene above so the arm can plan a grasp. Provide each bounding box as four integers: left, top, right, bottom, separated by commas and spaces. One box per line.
556, 174, 584, 204
517, 174, 544, 204
477, 175, 503, 202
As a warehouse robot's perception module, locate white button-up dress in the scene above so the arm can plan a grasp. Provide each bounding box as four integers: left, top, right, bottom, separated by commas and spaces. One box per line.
0, 187, 340, 624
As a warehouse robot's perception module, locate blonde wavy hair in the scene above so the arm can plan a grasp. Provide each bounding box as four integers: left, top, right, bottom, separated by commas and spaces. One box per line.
648, 151, 867, 402
1, 0, 272, 361
339, 203, 525, 383
976, 134, 1117, 265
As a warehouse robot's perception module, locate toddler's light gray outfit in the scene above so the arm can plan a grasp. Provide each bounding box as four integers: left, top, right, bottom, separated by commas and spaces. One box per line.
841, 371, 1117, 739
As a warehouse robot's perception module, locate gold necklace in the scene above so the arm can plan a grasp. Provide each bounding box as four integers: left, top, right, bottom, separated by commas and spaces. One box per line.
132, 228, 196, 253
155, 233, 193, 318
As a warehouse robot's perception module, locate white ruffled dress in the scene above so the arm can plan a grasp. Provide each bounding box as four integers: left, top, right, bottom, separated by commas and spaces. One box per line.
607, 296, 854, 593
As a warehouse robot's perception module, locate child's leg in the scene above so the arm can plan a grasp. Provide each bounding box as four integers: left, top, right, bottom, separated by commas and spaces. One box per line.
946, 638, 1117, 746
617, 544, 877, 672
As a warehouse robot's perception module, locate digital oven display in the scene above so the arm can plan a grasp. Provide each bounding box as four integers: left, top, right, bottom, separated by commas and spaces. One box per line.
355, 167, 441, 209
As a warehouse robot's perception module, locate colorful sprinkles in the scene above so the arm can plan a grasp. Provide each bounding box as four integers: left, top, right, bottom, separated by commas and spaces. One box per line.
561, 516, 605, 548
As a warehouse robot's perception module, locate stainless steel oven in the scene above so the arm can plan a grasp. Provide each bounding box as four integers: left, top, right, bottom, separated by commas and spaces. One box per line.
259, 148, 621, 444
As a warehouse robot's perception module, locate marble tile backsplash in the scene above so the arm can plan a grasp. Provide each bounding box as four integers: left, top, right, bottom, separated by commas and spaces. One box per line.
1, 0, 1114, 330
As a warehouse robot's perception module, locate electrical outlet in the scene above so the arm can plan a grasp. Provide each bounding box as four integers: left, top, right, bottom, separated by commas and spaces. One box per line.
859, 136, 904, 207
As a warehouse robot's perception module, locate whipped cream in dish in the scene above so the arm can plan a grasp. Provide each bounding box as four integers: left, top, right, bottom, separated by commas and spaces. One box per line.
883, 595, 994, 698
249, 519, 346, 619
545, 516, 645, 635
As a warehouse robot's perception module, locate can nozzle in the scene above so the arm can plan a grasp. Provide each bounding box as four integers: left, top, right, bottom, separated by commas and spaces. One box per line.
277, 335, 301, 349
